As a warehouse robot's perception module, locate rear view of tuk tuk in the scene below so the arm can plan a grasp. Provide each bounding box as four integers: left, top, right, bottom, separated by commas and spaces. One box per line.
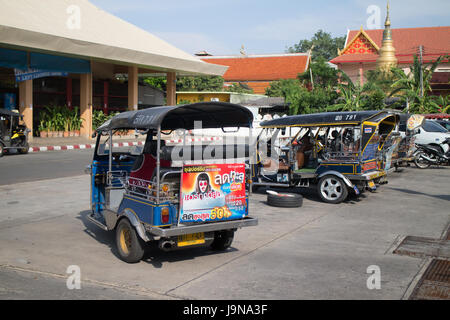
253, 110, 399, 204
86, 102, 258, 263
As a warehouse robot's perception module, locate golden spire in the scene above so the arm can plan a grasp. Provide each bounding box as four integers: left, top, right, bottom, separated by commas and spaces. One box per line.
376, 1, 397, 71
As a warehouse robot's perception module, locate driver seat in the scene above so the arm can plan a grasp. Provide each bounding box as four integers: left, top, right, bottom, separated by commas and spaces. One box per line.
129, 140, 171, 187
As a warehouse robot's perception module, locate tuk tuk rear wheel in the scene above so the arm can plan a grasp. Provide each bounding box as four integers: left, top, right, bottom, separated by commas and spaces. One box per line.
211, 230, 234, 251
115, 218, 145, 263
317, 175, 348, 204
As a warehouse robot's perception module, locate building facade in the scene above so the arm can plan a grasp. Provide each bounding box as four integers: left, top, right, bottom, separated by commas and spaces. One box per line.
330, 25, 450, 95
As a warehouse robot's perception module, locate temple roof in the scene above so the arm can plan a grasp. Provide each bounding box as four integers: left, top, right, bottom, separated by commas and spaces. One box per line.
201, 53, 310, 81
330, 26, 450, 65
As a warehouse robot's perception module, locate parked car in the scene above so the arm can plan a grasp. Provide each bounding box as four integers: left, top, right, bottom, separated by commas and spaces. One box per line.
434, 119, 450, 131
411, 120, 450, 153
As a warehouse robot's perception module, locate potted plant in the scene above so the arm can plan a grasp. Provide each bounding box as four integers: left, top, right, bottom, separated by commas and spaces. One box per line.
38, 120, 47, 138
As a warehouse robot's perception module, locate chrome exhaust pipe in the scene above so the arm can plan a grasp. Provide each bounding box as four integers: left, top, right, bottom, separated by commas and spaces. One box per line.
159, 239, 176, 251
420, 154, 438, 163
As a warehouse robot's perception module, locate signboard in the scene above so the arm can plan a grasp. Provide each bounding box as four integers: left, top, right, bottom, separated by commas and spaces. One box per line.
407, 115, 425, 131
179, 164, 247, 224
14, 68, 68, 82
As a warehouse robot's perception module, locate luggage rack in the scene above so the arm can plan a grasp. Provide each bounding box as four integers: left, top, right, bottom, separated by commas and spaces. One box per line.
107, 170, 180, 203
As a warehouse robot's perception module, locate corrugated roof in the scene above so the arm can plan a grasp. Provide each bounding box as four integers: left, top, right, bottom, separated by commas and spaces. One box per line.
331, 26, 450, 64
201, 53, 310, 81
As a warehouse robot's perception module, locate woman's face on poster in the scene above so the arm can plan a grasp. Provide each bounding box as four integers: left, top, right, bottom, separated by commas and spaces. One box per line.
199, 179, 208, 193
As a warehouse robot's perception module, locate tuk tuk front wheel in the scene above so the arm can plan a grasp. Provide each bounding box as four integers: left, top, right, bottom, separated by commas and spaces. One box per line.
317, 175, 348, 204
115, 218, 145, 263
211, 230, 234, 251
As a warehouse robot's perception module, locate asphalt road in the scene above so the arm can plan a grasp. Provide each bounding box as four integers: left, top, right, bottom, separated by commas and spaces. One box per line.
0, 163, 449, 301
0, 149, 93, 185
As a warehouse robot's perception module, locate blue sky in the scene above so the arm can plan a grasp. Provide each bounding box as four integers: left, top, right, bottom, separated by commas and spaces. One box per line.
90, 0, 450, 56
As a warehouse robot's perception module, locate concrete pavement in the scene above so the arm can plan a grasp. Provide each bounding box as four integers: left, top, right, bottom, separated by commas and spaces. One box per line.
0, 166, 449, 299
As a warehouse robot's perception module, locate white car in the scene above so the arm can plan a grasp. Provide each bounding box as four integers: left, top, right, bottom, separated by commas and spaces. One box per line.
413, 120, 450, 153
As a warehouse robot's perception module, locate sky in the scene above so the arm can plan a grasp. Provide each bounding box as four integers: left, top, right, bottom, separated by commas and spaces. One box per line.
90, 0, 450, 56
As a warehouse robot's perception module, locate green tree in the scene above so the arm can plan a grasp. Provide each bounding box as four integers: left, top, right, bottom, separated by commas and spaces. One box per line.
298, 57, 339, 88
176, 76, 224, 92
390, 55, 449, 113
265, 79, 338, 115
225, 82, 254, 94
143, 77, 166, 91
287, 30, 346, 60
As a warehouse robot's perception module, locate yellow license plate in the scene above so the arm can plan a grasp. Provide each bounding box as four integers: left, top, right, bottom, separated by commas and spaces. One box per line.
368, 181, 375, 188
177, 232, 205, 247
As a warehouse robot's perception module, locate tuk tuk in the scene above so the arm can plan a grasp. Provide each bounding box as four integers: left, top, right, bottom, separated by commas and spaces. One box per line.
252, 110, 400, 204
383, 114, 425, 171
85, 102, 258, 263
0, 108, 29, 157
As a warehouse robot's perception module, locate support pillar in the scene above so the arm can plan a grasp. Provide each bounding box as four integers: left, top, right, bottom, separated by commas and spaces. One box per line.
80, 73, 93, 138
166, 72, 176, 106
128, 66, 138, 111
19, 79, 33, 141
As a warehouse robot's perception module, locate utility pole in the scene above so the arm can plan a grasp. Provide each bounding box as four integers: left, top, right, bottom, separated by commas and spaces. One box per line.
309, 45, 315, 90
419, 45, 424, 97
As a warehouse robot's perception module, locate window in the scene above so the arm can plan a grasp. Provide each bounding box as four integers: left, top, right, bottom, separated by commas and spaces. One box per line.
422, 120, 447, 133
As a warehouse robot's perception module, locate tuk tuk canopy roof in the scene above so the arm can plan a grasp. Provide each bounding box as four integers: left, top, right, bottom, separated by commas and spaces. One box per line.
0, 108, 21, 117
96, 102, 254, 132
260, 110, 394, 128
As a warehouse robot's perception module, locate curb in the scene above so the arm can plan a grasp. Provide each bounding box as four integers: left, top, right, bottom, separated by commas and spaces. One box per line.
27, 137, 223, 153
28, 141, 143, 153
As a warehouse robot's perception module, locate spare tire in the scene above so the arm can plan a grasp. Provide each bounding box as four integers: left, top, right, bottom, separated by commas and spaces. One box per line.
267, 192, 303, 208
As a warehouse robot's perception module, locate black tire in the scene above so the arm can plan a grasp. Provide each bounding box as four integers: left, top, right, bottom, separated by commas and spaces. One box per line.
115, 218, 145, 263
317, 175, 348, 204
0, 143, 4, 158
414, 151, 431, 169
211, 230, 234, 251
267, 192, 303, 208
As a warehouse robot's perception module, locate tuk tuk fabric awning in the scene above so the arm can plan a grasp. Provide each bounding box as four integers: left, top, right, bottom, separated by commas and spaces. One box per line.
97, 102, 254, 131
0, 108, 21, 117
260, 111, 387, 128
0, 0, 227, 76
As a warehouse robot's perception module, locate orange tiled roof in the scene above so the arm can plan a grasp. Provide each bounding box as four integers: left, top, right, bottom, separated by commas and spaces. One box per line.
330, 26, 450, 64
201, 54, 310, 81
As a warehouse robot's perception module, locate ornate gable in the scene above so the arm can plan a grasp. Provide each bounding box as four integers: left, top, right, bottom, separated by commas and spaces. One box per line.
338, 29, 379, 56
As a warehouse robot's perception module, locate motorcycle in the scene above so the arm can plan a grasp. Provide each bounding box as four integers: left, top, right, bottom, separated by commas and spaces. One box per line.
413, 138, 450, 169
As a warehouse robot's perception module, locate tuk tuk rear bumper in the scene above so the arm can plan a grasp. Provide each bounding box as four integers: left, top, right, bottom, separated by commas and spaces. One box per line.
145, 217, 258, 237
346, 170, 386, 181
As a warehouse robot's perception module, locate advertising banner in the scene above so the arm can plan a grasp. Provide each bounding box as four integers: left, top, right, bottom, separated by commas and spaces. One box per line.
179, 164, 247, 224
14, 68, 68, 82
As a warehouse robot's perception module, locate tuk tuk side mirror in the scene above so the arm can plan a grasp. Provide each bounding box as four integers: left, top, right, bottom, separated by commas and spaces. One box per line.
92, 131, 97, 138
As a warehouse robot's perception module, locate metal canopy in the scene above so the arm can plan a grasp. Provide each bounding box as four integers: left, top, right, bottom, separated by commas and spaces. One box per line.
260, 110, 392, 128
96, 102, 254, 131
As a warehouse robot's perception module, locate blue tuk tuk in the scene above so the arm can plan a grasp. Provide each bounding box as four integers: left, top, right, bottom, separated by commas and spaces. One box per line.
252, 110, 400, 203
85, 102, 258, 263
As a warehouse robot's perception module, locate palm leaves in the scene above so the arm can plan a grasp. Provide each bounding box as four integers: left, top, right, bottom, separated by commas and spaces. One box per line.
390, 55, 450, 113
